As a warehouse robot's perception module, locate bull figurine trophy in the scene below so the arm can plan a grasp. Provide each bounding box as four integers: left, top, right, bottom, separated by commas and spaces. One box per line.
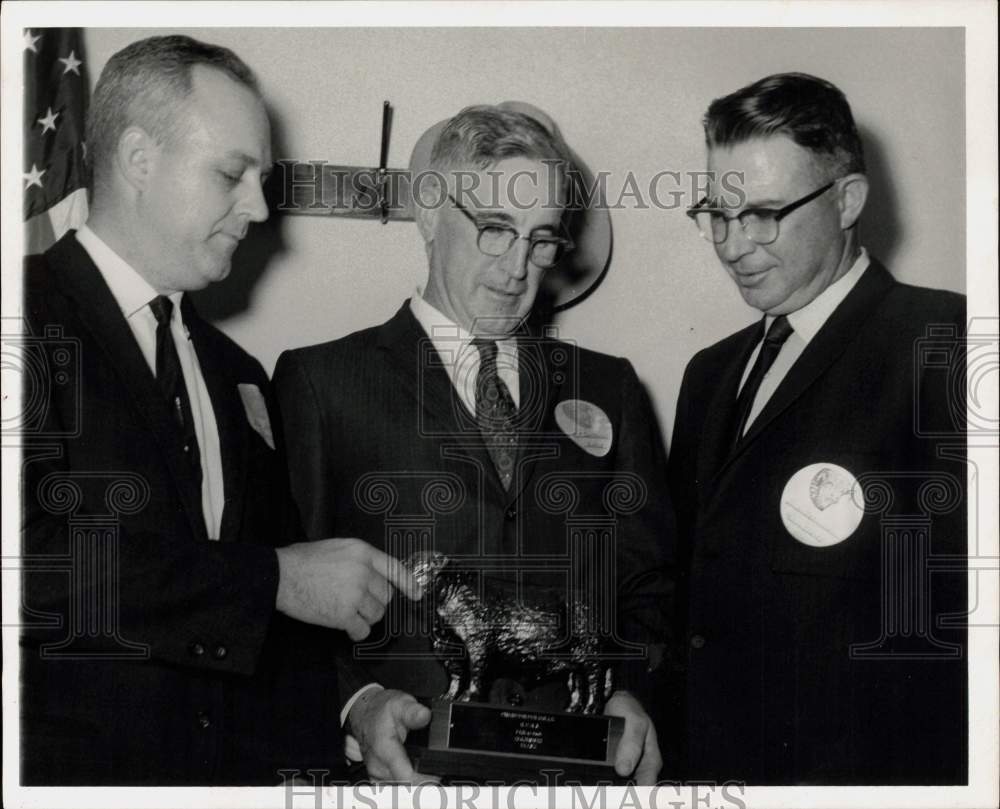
403, 550, 625, 784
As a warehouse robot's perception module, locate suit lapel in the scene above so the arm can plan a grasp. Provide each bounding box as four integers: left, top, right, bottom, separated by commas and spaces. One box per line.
714, 260, 897, 480
182, 297, 247, 543
49, 234, 209, 542
376, 302, 461, 430
376, 303, 499, 483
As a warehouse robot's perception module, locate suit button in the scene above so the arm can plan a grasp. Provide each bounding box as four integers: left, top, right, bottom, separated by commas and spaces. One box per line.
690, 634, 706, 649
190, 642, 205, 657
505, 507, 517, 520
183, 444, 191, 453
213, 645, 228, 660
197, 712, 211, 729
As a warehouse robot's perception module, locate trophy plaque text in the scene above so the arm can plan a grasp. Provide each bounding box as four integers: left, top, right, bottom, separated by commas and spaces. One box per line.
407, 699, 624, 784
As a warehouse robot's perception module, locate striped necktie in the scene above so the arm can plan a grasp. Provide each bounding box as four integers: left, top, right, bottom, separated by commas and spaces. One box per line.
472, 338, 517, 490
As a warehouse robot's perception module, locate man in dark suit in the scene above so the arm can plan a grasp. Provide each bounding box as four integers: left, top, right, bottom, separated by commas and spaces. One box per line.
20, 35, 418, 786
275, 105, 675, 784
671, 73, 967, 785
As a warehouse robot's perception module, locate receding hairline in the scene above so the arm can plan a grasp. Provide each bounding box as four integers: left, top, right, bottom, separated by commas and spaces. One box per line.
131, 65, 269, 161
86, 35, 263, 186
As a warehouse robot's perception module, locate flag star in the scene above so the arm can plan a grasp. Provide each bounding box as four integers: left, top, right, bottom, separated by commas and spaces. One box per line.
37, 107, 60, 135
59, 51, 82, 75
23, 30, 41, 53
24, 164, 46, 190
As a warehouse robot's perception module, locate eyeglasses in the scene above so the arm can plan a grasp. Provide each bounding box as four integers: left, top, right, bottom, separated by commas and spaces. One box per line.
686, 181, 836, 246
448, 194, 574, 269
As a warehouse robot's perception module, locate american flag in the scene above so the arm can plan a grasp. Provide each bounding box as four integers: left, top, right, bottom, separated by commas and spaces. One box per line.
23, 27, 89, 255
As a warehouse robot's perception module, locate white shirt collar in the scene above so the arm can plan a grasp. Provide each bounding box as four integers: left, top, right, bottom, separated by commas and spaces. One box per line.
778, 247, 870, 342
409, 289, 518, 358
409, 289, 520, 411
75, 224, 184, 322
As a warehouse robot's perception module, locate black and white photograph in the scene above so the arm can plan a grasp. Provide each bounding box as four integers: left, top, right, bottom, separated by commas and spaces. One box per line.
2, 3, 997, 808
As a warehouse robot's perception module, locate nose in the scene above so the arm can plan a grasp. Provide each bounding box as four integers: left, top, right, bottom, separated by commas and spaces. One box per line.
716, 217, 755, 263
501, 236, 531, 281
238, 178, 270, 224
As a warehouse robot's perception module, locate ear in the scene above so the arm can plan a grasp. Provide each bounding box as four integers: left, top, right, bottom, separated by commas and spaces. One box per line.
115, 126, 159, 193
413, 172, 444, 246
836, 173, 869, 230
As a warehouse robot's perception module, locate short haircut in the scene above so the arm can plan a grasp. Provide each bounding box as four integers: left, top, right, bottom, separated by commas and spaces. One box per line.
703, 72, 866, 179
430, 105, 569, 175
427, 105, 572, 214
87, 35, 259, 189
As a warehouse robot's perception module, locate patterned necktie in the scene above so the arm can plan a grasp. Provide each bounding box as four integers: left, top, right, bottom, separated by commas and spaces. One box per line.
149, 295, 202, 481
473, 339, 517, 490
732, 315, 794, 445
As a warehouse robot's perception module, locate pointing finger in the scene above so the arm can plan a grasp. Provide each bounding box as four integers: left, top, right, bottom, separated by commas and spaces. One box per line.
370, 548, 422, 601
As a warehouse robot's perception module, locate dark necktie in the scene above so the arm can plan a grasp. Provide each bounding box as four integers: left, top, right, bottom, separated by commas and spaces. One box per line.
149, 295, 202, 482
473, 339, 517, 490
732, 315, 794, 445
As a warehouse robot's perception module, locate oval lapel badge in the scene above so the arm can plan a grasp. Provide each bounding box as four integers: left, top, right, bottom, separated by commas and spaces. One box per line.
780, 462, 864, 547
554, 399, 613, 458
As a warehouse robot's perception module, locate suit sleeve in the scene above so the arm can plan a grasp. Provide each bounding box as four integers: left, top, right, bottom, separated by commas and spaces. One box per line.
913, 295, 967, 630
20, 286, 281, 678
272, 349, 340, 540
272, 348, 378, 707
610, 359, 678, 704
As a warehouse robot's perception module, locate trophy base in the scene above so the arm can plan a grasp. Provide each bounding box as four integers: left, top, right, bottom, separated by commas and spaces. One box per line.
406, 699, 625, 785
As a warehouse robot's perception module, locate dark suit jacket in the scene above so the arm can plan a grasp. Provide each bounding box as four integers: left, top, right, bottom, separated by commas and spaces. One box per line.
274, 302, 676, 716
668, 259, 967, 785
20, 232, 344, 785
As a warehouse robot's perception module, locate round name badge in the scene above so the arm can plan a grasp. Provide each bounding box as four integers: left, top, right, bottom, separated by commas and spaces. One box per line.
780, 462, 864, 547
554, 399, 613, 457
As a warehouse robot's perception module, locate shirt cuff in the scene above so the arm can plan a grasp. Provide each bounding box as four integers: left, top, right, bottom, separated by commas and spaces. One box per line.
341, 682, 384, 762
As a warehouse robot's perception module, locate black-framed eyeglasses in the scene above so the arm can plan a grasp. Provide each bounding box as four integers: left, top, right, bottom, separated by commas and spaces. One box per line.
686, 181, 836, 246
448, 194, 574, 269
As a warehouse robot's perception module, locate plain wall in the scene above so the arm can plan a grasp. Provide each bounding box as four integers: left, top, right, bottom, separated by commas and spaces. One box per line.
82, 27, 966, 443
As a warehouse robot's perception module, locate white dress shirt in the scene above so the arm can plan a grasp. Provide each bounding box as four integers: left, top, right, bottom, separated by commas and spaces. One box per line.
738, 248, 871, 434
75, 225, 225, 539
410, 290, 520, 412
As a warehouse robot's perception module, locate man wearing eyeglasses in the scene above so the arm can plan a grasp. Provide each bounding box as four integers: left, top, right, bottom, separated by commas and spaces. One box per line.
274, 105, 674, 785
670, 73, 967, 785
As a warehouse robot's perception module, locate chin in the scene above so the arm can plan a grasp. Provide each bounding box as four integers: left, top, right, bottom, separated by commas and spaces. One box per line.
202, 258, 233, 285
473, 316, 521, 337
740, 286, 781, 314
